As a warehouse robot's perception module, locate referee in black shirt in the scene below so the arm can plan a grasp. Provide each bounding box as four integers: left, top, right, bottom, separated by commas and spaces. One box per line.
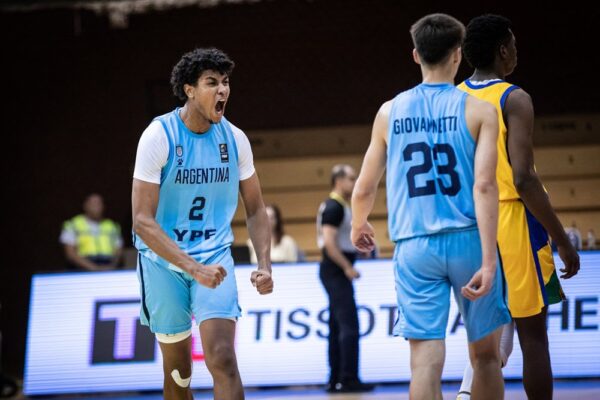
317, 164, 374, 393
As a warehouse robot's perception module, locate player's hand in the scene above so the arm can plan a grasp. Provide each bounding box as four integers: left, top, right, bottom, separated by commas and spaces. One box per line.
343, 266, 360, 281
461, 266, 495, 301
84, 262, 103, 271
251, 269, 273, 295
557, 243, 580, 279
191, 264, 227, 288
351, 221, 375, 253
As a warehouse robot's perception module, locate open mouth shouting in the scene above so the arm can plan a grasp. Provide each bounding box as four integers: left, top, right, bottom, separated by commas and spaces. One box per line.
215, 99, 226, 118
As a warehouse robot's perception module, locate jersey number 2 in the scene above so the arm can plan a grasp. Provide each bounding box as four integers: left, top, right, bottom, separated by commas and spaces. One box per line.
403, 142, 461, 198
189, 197, 206, 220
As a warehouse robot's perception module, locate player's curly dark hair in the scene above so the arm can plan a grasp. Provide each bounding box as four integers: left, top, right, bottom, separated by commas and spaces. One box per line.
410, 13, 465, 65
463, 14, 512, 69
170, 48, 235, 101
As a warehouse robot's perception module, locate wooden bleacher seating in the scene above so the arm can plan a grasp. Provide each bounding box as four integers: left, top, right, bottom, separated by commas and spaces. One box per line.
233, 144, 600, 261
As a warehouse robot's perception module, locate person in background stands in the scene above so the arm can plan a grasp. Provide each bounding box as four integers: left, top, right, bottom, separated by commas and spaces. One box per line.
566, 222, 582, 251
60, 193, 123, 271
248, 204, 299, 263
587, 229, 596, 250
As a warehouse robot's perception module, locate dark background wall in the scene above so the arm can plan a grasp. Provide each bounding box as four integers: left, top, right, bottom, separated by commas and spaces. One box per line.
1, 0, 598, 376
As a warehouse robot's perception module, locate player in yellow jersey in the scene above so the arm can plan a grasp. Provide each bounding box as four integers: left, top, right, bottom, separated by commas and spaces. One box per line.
455, 15, 580, 400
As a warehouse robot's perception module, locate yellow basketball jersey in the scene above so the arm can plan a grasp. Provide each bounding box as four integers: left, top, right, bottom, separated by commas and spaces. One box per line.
457, 80, 520, 201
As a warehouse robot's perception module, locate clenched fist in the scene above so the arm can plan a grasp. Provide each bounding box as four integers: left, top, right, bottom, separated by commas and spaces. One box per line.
251, 270, 274, 295
191, 264, 227, 288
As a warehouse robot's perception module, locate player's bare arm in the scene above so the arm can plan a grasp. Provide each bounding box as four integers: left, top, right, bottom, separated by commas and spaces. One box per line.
351, 100, 390, 253
240, 173, 274, 295
505, 89, 580, 279
462, 96, 499, 300
132, 178, 226, 288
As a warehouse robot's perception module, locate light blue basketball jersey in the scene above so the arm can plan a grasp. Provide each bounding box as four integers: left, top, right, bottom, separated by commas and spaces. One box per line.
387, 83, 476, 241
134, 108, 240, 264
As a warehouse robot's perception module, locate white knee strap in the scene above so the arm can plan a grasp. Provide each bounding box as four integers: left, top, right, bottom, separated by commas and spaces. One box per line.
171, 368, 192, 388
155, 330, 192, 344
155, 331, 194, 388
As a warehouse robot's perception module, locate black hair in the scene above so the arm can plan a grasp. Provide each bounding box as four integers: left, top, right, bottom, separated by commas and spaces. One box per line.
330, 164, 350, 188
170, 48, 235, 101
267, 204, 285, 245
410, 13, 465, 65
463, 14, 512, 69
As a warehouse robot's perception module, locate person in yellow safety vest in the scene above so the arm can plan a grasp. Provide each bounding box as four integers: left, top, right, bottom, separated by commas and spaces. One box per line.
60, 193, 123, 271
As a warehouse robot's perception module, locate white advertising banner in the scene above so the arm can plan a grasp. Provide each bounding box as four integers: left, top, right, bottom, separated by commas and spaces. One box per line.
24, 252, 600, 395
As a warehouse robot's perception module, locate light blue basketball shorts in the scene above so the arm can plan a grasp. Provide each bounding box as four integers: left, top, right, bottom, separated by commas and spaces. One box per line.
137, 247, 241, 334
393, 227, 511, 343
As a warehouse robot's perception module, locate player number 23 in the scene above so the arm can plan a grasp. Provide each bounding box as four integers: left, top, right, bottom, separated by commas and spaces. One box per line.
403, 142, 461, 198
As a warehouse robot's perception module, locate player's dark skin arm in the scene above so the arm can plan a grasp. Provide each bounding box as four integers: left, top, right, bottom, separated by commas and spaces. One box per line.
505, 89, 580, 278
132, 178, 226, 288
240, 173, 274, 294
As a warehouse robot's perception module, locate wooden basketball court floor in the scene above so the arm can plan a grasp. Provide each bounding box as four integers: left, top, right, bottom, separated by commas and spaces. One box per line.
13, 380, 600, 399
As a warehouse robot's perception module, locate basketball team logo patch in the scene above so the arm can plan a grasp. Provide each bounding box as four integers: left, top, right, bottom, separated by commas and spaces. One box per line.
176, 145, 184, 166
219, 143, 229, 163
